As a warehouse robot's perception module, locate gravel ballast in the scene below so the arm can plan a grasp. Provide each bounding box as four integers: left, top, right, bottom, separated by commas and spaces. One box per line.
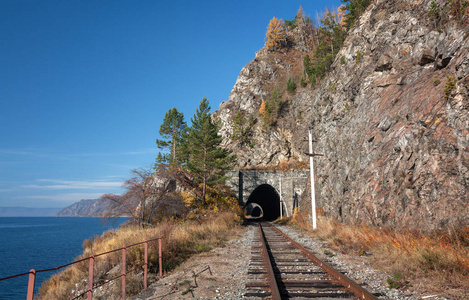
132, 222, 452, 300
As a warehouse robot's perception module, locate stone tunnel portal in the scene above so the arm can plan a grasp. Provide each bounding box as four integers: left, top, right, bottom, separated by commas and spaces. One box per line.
245, 184, 280, 221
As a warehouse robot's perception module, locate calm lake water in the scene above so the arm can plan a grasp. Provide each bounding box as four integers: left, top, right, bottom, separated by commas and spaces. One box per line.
0, 217, 127, 300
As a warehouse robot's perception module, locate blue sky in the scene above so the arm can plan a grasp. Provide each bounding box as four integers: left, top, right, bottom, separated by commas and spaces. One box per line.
0, 0, 342, 208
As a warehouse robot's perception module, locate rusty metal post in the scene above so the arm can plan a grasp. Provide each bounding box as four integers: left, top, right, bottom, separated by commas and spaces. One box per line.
26, 269, 36, 300
88, 256, 94, 300
122, 247, 126, 300
144, 241, 148, 289
158, 238, 162, 277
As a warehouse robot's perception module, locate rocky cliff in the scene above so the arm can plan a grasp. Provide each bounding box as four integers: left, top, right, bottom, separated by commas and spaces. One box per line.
57, 199, 113, 217
213, 0, 469, 231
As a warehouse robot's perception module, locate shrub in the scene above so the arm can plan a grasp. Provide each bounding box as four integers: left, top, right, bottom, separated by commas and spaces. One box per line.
386, 273, 411, 289
428, 0, 440, 27
444, 74, 456, 99
286, 77, 297, 94
355, 50, 364, 64
262, 86, 283, 128
300, 77, 307, 87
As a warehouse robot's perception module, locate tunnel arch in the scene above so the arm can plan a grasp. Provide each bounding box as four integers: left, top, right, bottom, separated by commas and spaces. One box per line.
245, 184, 280, 221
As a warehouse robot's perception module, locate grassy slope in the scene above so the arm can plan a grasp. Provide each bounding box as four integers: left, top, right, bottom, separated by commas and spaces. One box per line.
38, 211, 243, 299
284, 211, 469, 298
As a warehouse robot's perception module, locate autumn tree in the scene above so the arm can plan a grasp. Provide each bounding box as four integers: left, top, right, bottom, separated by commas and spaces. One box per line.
155, 108, 187, 169
102, 169, 155, 228
259, 99, 266, 115
265, 17, 286, 50
102, 168, 186, 226
183, 97, 236, 204
143, 167, 187, 223
338, 5, 347, 29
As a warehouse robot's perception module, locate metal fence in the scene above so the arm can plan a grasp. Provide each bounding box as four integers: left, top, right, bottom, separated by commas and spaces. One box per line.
0, 237, 163, 300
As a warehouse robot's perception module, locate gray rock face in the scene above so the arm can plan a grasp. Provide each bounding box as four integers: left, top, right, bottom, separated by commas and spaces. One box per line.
214, 0, 469, 231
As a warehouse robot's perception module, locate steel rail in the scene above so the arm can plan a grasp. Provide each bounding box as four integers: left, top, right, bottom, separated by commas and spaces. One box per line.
257, 223, 282, 300
267, 223, 377, 300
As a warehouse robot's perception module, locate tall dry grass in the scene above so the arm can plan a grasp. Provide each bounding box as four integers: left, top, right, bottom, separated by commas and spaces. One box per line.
38, 210, 242, 299
287, 209, 469, 295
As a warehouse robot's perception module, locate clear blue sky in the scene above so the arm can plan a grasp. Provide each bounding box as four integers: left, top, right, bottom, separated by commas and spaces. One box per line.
0, 0, 342, 208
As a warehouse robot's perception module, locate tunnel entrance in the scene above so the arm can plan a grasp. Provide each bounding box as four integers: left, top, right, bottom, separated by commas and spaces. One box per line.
245, 184, 280, 221
251, 206, 262, 218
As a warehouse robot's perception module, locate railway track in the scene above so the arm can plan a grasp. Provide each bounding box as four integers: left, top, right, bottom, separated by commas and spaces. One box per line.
244, 222, 378, 299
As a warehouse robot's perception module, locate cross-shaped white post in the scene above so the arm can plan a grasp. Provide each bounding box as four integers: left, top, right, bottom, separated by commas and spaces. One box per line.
307, 129, 323, 229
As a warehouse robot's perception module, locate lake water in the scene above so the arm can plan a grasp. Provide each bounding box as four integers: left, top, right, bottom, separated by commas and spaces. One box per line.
0, 217, 127, 300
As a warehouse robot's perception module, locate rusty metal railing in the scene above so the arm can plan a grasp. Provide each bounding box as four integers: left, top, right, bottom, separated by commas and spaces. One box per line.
0, 237, 163, 300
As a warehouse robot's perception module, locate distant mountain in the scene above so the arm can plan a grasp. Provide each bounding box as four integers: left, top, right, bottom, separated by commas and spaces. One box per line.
57, 199, 113, 217
0, 207, 61, 217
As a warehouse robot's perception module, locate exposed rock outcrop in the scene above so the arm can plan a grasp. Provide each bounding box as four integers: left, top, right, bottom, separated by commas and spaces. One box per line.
214, 0, 469, 231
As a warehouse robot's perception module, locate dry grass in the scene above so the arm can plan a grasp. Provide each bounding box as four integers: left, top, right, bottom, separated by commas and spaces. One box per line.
286, 210, 469, 297
38, 210, 242, 300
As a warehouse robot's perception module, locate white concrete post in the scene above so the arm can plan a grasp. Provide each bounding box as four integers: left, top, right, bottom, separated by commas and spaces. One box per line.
279, 178, 283, 219
309, 129, 317, 229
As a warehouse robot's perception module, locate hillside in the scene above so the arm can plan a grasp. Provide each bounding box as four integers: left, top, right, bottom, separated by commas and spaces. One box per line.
57, 198, 114, 217
214, 0, 469, 231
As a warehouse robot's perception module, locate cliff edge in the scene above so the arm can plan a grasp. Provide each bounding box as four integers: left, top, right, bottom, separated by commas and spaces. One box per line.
214, 0, 469, 231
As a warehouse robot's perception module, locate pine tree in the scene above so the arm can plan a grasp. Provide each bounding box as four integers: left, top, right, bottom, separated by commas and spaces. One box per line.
231, 111, 245, 141
262, 86, 282, 128
155, 108, 187, 168
428, 0, 440, 28
287, 77, 297, 94
154, 152, 169, 170
184, 97, 236, 204
341, 0, 371, 31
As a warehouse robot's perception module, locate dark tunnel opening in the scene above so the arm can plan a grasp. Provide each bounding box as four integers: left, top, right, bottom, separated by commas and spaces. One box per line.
251, 206, 262, 218
245, 184, 280, 221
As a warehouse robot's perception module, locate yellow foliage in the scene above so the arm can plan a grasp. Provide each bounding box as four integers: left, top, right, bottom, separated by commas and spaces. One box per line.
265, 17, 286, 49
259, 100, 266, 115
338, 5, 347, 29
181, 190, 197, 207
